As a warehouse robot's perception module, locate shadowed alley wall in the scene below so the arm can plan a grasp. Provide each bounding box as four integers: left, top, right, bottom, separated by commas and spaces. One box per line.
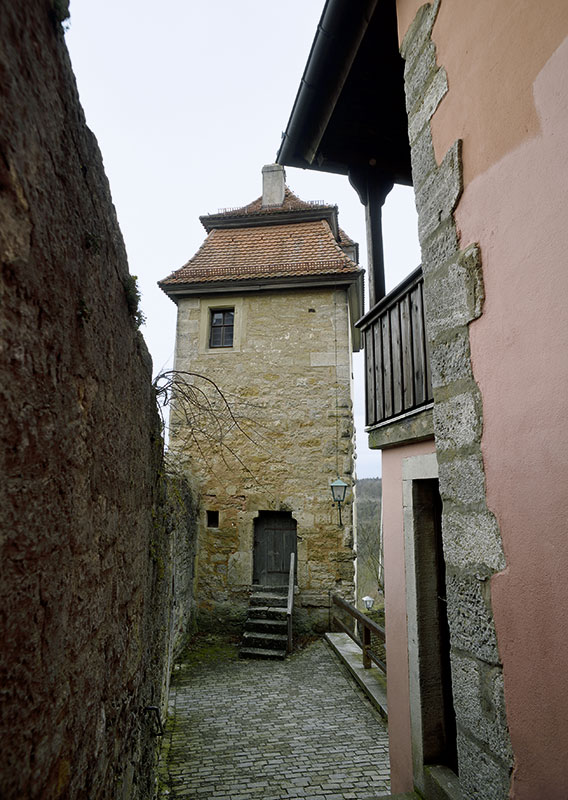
0, 2, 197, 797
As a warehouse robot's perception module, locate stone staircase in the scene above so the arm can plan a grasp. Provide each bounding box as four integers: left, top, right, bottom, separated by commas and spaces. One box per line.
240, 585, 289, 660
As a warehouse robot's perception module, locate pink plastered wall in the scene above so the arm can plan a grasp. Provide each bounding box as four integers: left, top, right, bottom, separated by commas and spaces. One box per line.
457, 37, 568, 799
382, 439, 436, 793
395, 1, 568, 795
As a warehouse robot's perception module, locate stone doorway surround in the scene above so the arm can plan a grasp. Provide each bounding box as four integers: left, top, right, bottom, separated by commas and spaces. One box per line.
403, 453, 461, 800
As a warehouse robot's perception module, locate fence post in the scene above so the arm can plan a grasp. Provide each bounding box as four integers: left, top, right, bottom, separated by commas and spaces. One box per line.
363, 624, 371, 669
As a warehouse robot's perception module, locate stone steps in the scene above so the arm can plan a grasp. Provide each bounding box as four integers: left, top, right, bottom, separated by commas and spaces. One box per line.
240, 586, 289, 660
241, 630, 288, 650
247, 605, 287, 619
250, 584, 288, 592
244, 617, 287, 634
239, 646, 287, 660
249, 592, 287, 608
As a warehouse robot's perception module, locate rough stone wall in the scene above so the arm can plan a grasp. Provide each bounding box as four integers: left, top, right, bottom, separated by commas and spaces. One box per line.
170, 285, 356, 633
400, 2, 513, 797
156, 474, 200, 711
0, 3, 197, 797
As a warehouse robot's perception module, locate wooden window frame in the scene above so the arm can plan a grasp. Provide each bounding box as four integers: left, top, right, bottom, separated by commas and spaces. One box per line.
209, 308, 234, 348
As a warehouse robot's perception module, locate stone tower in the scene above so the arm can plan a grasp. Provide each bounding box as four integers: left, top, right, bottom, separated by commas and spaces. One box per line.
159, 165, 363, 633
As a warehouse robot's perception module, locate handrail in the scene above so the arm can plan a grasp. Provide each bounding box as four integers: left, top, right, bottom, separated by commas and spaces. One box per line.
355, 265, 423, 329
287, 552, 295, 653
332, 594, 386, 672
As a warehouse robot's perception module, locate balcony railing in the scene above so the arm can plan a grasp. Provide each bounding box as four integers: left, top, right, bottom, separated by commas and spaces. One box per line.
356, 266, 433, 428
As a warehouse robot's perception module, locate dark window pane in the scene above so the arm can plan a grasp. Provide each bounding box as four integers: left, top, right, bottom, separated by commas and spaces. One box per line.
210, 326, 223, 347
212, 311, 224, 326
223, 327, 234, 347
224, 310, 234, 325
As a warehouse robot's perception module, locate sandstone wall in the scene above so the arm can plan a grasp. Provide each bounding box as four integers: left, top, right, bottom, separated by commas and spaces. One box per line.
170, 285, 356, 632
0, 3, 197, 797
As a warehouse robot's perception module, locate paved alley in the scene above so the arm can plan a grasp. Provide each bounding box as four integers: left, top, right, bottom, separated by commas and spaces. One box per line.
159, 636, 390, 800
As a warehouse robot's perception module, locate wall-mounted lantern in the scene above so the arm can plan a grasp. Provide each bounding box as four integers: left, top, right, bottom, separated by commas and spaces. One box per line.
330, 477, 348, 527
362, 595, 375, 611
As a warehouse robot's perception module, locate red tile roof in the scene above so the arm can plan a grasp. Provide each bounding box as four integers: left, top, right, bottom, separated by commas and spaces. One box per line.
338, 227, 355, 247
160, 185, 360, 291
161, 221, 359, 286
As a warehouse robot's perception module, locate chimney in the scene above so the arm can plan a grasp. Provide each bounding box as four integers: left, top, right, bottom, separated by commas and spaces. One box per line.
262, 163, 285, 207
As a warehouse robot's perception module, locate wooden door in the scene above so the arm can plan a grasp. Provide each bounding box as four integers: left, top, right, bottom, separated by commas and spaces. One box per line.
253, 511, 297, 586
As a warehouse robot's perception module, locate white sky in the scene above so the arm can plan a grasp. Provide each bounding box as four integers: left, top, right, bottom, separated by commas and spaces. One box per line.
65, 0, 421, 479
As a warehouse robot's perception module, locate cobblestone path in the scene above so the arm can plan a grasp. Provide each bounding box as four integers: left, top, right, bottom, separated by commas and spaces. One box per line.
159, 636, 390, 800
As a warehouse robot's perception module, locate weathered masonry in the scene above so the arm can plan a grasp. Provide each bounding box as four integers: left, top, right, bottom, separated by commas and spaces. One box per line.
159, 165, 363, 634
279, 1, 568, 799
0, 2, 198, 798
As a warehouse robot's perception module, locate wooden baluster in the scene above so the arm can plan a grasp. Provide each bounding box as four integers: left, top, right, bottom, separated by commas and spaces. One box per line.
363, 624, 371, 669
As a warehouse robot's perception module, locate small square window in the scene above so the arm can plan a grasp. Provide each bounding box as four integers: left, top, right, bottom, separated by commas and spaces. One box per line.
209, 309, 234, 348
207, 510, 219, 528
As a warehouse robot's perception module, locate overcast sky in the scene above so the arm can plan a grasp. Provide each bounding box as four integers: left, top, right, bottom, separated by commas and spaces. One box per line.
65, 1, 421, 479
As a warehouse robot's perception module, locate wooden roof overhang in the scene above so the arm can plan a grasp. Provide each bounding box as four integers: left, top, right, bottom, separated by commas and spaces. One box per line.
276, 0, 411, 190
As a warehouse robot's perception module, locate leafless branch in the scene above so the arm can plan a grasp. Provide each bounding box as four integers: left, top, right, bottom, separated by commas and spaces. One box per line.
153, 369, 270, 479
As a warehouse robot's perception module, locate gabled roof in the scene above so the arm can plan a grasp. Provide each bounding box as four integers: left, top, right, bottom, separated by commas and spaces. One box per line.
159, 182, 362, 292
159, 220, 359, 286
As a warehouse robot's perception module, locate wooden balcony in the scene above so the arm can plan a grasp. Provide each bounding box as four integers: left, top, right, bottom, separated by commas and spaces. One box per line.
356, 266, 433, 428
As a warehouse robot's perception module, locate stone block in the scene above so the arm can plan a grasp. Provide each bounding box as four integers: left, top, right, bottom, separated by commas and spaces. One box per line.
402, 451, 438, 482
311, 351, 340, 367
179, 297, 199, 309
228, 551, 252, 585
421, 218, 460, 272
416, 140, 462, 243
433, 391, 481, 453
295, 511, 315, 528
437, 452, 485, 506
410, 125, 438, 194
450, 653, 512, 765
456, 729, 512, 800
446, 574, 500, 664
408, 66, 448, 146
424, 245, 483, 339
401, 0, 440, 65
461, 243, 485, 320
405, 40, 438, 118
429, 328, 473, 390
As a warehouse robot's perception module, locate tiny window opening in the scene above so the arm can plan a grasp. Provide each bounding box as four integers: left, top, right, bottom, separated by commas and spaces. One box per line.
207, 510, 219, 528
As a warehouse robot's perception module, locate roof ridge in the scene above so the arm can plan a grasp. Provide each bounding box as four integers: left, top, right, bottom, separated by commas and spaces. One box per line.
202, 185, 336, 222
